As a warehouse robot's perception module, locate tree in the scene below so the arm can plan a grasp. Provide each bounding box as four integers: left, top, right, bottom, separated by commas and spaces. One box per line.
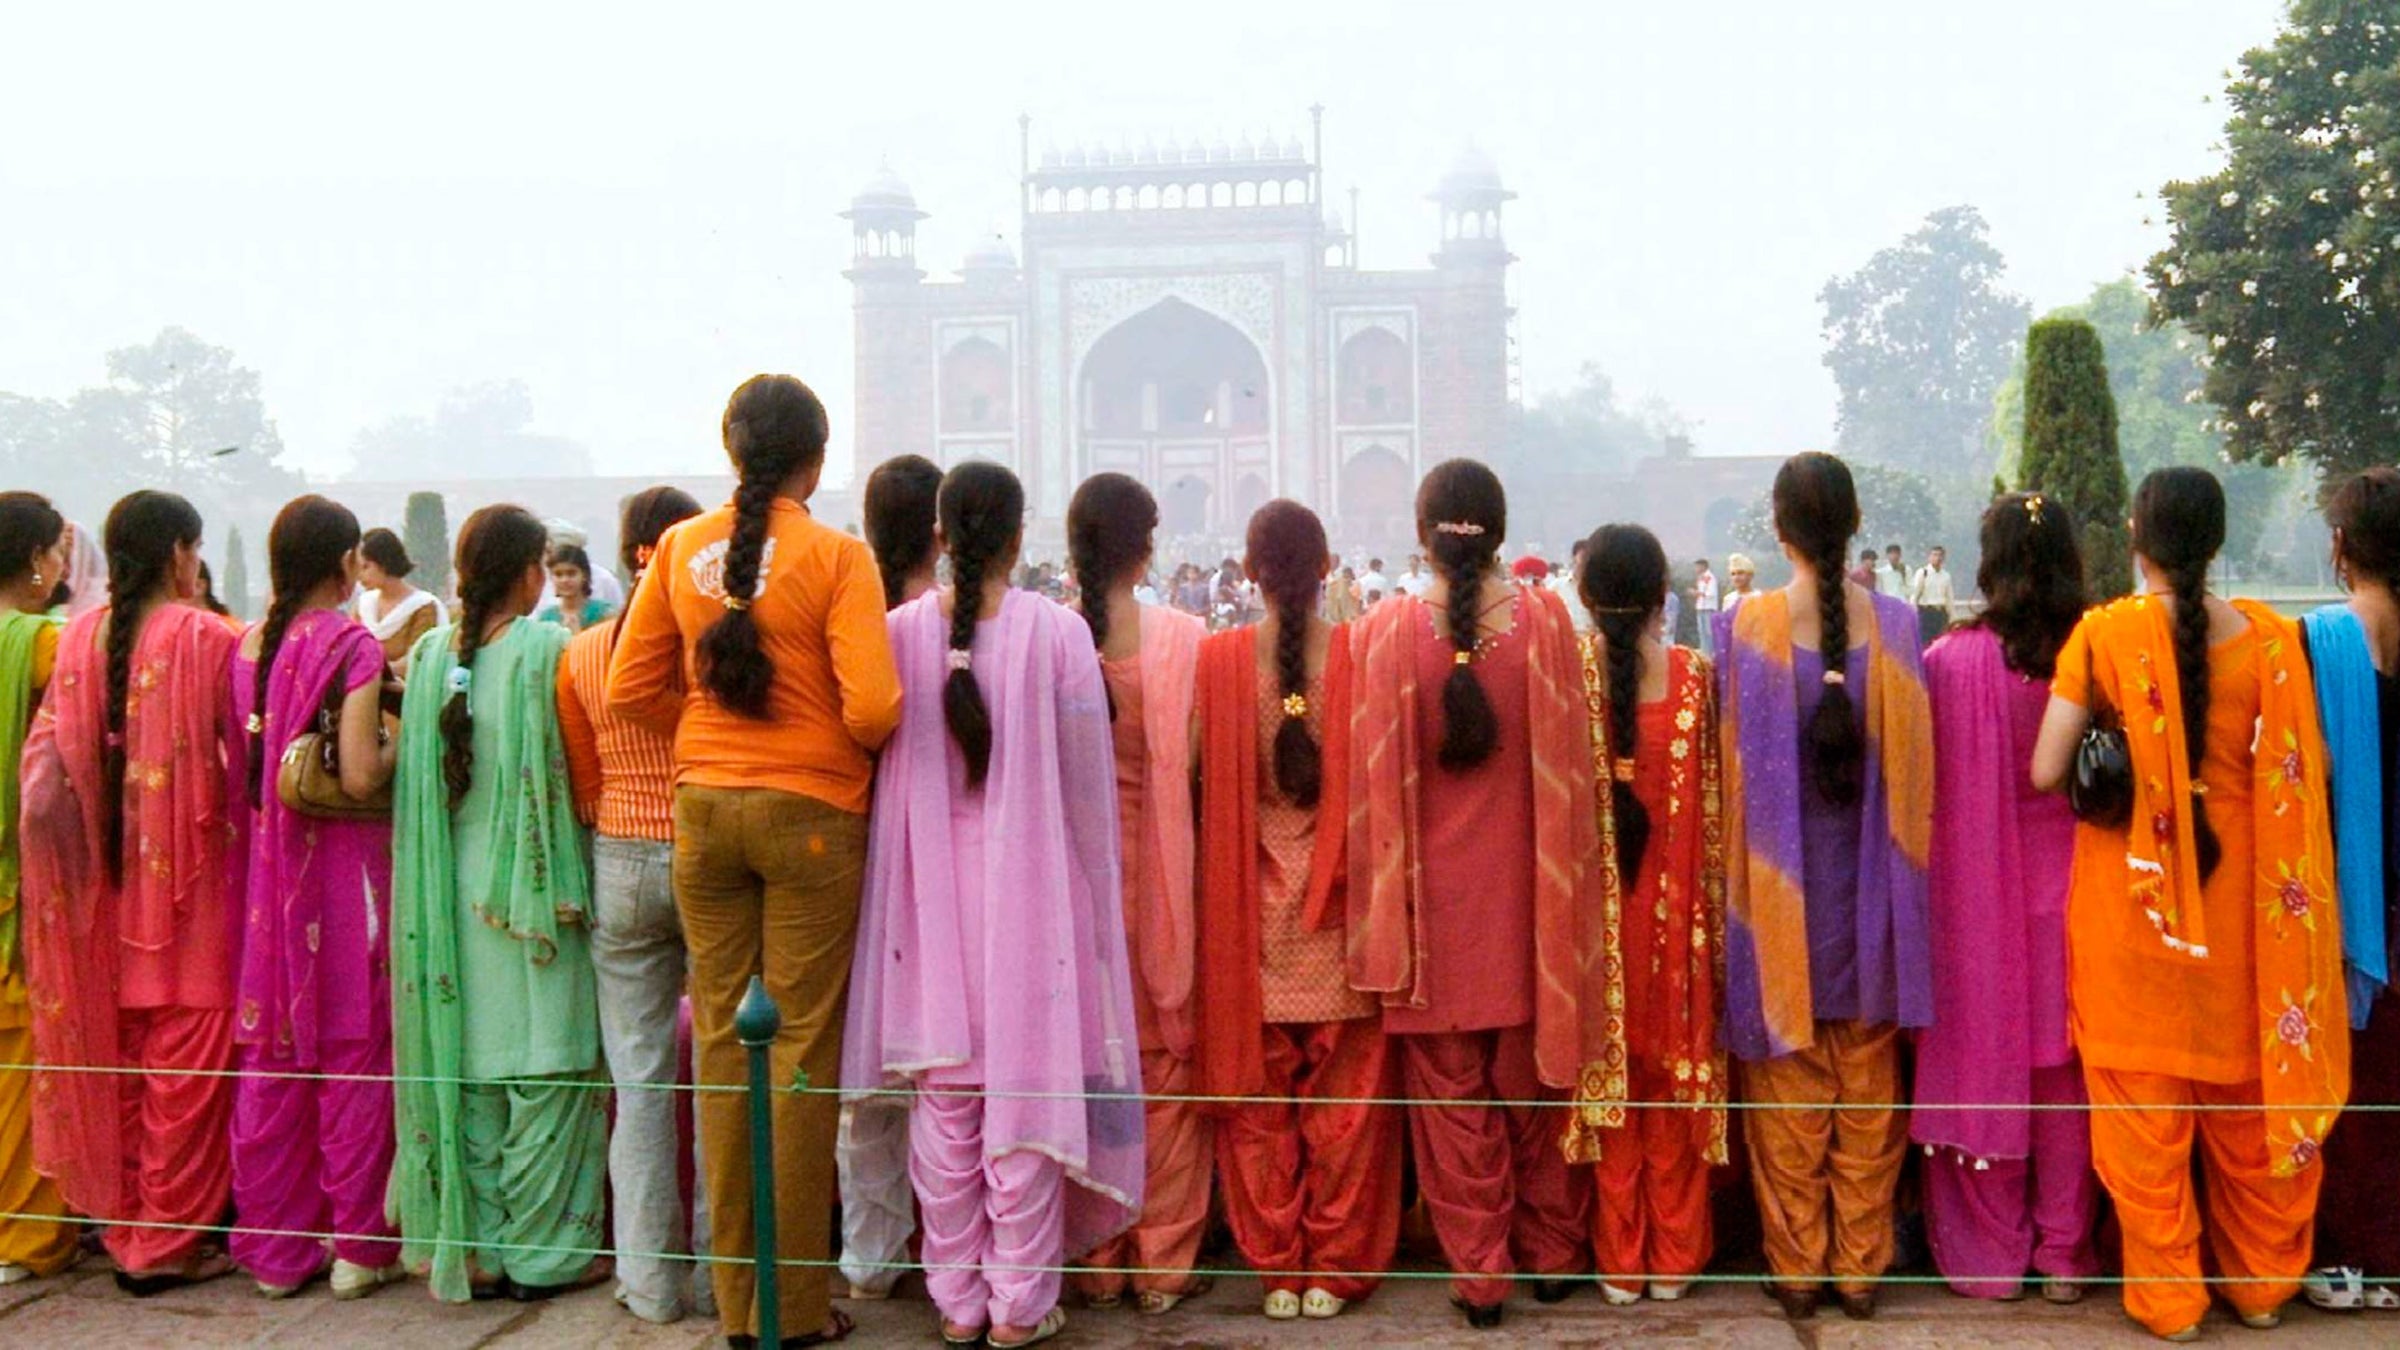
74, 327, 298, 499
2147, 5, 2400, 482
405, 492, 452, 598
1733, 459, 1944, 564
1820, 205, 2032, 477
222, 525, 251, 621
1499, 362, 1686, 551
347, 380, 593, 479
2017, 319, 2133, 599
1989, 278, 2295, 574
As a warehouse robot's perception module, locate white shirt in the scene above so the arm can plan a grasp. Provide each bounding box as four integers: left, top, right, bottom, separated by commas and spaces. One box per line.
1357, 569, 1390, 598
1547, 572, 1592, 633
1875, 562, 1908, 600
1695, 572, 1720, 613
1912, 565, 1955, 613
1397, 569, 1433, 599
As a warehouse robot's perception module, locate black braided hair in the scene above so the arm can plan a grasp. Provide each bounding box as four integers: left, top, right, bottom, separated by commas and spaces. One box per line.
938, 462, 1024, 788
697, 374, 829, 718
1416, 459, 1507, 771
249, 495, 362, 807
1974, 491, 2086, 680
1577, 523, 1668, 885
2133, 467, 2227, 881
100, 490, 204, 885
0, 492, 65, 595
1067, 472, 1159, 721
1245, 499, 1332, 806
1772, 452, 1866, 805
2327, 466, 2400, 593
611, 485, 703, 641
862, 454, 943, 612
438, 505, 550, 807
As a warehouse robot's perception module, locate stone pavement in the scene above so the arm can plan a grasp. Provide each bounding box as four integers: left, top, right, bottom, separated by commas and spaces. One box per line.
3, 1257, 2395, 1348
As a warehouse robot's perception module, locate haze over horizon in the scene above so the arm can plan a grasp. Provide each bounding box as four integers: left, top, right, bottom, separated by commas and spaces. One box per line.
1, 0, 2283, 486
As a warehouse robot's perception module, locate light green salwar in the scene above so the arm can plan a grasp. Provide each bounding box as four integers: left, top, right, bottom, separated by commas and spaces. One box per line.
0, 612, 50, 984
392, 618, 605, 1301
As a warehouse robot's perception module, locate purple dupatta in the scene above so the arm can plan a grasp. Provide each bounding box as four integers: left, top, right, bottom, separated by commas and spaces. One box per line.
1719, 588, 1934, 1062
842, 588, 1144, 1256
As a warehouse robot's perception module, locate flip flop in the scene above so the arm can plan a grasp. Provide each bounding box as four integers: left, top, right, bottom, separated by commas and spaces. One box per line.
785, 1307, 857, 1348
988, 1307, 1065, 1349
114, 1249, 233, 1298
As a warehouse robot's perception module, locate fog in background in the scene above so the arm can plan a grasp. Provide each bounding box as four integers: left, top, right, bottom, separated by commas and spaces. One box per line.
1, 0, 2280, 485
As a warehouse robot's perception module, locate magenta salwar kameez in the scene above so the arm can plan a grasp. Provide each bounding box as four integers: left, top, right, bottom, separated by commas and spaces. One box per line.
229, 610, 401, 1288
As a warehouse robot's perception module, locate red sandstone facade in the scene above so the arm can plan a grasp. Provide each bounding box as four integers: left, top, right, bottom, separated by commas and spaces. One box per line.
844, 113, 1515, 551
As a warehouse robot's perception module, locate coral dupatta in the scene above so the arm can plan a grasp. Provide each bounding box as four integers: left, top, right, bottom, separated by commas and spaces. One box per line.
1345, 588, 1597, 1088
1564, 640, 1727, 1165
1193, 623, 1354, 1104
2070, 597, 2348, 1174
19, 605, 242, 1218
1130, 605, 1204, 1058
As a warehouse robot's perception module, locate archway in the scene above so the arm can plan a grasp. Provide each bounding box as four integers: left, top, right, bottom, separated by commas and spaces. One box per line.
1076, 297, 1272, 537
1339, 446, 1413, 549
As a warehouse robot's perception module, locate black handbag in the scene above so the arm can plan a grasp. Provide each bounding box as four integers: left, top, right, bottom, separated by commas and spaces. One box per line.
2066, 633, 2134, 830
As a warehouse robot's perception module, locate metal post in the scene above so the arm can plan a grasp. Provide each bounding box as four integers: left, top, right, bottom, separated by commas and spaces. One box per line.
735, 975, 784, 1347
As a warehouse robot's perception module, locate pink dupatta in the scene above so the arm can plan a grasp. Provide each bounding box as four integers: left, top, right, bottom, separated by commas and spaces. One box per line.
19, 604, 241, 1216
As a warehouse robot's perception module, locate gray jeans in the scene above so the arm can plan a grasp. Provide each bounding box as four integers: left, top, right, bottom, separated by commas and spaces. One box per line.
591, 835, 713, 1323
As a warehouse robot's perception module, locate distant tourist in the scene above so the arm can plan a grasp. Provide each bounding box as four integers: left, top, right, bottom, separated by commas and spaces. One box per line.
357, 528, 448, 674
536, 543, 615, 634
1357, 557, 1390, 599
1850, 548, 1880, 589
1693, 557, 1719, 657
1910, 545, 1956, 645
1396, 553, 1433, 598
1877, 543, 1909, 601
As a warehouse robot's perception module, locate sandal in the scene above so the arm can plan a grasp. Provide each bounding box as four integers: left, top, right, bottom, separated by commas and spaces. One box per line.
2307, 1266, 2366, 1311
114, 1249, 233, 1298
784, 1307, 856, 1348
1300, 1288, 1345, 1319
940, 1317, 986, 1347
1137, 1277, 1211, 1315
988, 1306, 1065, 1349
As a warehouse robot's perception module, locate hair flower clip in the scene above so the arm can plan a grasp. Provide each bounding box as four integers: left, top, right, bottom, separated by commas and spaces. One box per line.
2024, 493, 2047, 525
1281, 692, 1310, 719
1822, 669, 1847, 687
447, 666, 474, 697
947, 648, 973, 672
1434, 520, 1487, 537
245, 713, 264, 735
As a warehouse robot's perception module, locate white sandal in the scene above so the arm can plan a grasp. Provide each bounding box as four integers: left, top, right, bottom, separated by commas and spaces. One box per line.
2306, 1266, 2367, 1311
1262, 1289, 1301, 1320
990, 1306, 1067, 1349
1300, 1288, 1346, 1319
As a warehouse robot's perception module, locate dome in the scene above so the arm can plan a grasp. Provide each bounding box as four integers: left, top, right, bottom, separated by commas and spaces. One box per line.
1436, 145, 1505, 196
1282, 134, 1305, 161
1063, 143, 1087, 167
1039, 143, 1061, 168
963, 231, 1016, 273
1322, 206, 1348, 235
851, 162, 916, 210
1182, 136, 1206, 163
1236, 133, 1258, 161
1208, 135, 1230, 162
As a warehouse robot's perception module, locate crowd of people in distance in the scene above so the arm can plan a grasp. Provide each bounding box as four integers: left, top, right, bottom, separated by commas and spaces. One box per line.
0, 370, 2396, 1350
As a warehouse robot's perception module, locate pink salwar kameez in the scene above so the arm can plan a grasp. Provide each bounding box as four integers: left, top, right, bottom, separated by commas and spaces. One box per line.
843, 590, 1144, 1334
229, 610, 401, 1288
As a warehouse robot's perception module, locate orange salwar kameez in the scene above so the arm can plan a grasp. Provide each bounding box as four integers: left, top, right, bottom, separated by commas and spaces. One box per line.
2055, 599, 2347, 1337
1196, 625, 1403, 1302
1563, 642, 1728, 1300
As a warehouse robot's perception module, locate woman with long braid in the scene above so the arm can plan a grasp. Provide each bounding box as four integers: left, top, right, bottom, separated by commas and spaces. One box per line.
2033, 467, 2345, 1341
0, 494, 77, 1286
1560, 523, 1728, 1308
609, 374, 900, 1346
1196, 499, 1401, 1321
391, 504, 605, 1304
556, 485, 709, 1325
833, 451, 944, 1304
1345, 459, 1598, 1328
229, 495, 405, 1300
845, 461, 1141, 1349
1062, 472, 1208, 1314
20, 490, 243, 1293
1718, 452, 1933, 1322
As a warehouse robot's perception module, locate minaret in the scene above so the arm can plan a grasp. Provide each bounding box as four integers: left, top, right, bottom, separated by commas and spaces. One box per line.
842, 163, 928, 470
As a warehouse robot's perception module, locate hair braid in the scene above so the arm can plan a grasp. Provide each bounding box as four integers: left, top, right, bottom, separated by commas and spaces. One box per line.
938, 462, 1022, 788
1577, 523, 1668, 885
1416, 461, 1507, 772
247, 594, 304, 808
101, 586, 149, 886
2164, 557, 2222, 880
248, 495, 362, 809
439, 505, 550, 808
697, 374, 828, 718
438, 587, 494, 807
1804, 536, 1865, 805
1245, 500, 1331, 807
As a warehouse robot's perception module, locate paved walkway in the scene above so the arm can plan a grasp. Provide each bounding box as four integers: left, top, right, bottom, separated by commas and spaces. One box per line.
3, 1257, 2394, 1348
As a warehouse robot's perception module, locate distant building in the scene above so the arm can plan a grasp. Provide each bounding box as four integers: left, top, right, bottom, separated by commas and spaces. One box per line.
844, 112, 1515, 550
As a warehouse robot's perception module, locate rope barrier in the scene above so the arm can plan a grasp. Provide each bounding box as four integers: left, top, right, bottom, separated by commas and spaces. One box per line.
0, 1210, 2356, 1288
1, 1063, 2381, 1112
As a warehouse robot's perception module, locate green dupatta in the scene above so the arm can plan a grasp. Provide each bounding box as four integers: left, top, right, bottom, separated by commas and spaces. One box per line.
0, 611, 55, 995
390, 618, 590, 1301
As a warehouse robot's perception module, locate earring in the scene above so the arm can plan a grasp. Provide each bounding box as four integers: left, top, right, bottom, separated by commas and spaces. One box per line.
27, 572, 40, 589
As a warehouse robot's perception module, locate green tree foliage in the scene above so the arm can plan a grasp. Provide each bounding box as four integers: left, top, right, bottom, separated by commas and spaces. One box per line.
1500, 362, 1687, 551
405, 491, 452, 598
2017, 319, 2133, 599
2147, 5, 2400, 482
1732, 459, 1944, 566
347, 380, 593, 479
1820, 206, 2032, 476
222, 525, 251, 621
0, 329, 299, 530
1990, 279, 2294, 574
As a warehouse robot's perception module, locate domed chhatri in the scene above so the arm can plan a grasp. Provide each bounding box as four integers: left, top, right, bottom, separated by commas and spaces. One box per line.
1435, 145, 1507, 198
962, 231, 1017, 275
851, 161, 918, 212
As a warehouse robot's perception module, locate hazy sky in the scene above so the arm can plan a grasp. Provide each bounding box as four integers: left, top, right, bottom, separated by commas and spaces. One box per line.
1, 0, 2284, 485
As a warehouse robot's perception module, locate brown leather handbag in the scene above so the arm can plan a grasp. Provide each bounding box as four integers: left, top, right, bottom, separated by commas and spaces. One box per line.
277, 675, 393, 820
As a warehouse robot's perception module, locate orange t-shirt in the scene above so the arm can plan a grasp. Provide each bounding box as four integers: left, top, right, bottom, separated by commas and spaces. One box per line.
2055, 626, 2262, 1084
606, 498, 901, 814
